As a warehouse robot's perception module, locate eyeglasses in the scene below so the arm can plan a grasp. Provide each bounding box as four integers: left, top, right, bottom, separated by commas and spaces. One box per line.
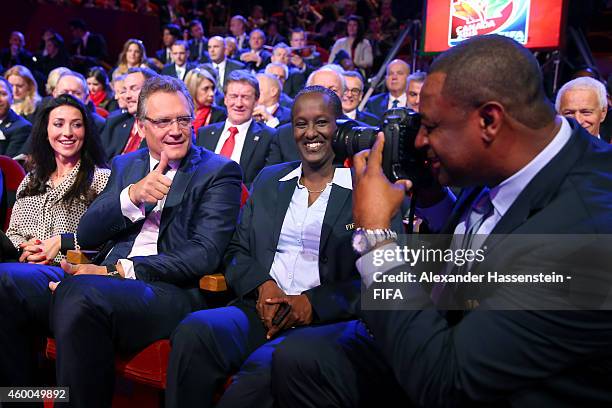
346, 88, 362, 96
144, 116, 193, 129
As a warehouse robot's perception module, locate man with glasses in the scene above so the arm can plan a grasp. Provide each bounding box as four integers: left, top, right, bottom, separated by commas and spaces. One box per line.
101, 67, 158, 159
0, 75, 243, 407
196, 70, 277, 186
342, 70, 380, 126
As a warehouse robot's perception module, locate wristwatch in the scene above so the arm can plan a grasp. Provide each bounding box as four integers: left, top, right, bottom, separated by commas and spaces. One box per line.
352, 228, 398, 255
106, 264, 123, 279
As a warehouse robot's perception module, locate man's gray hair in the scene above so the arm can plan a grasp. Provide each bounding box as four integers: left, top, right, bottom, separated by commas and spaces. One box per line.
256, 73, 282, 98
137, 76, 195, 121
555, 77, 608, 112
57, 71, 88, 100
407, 71, 427, 85
306, 66, 347, 94
342, 70, 364, 87
265, 62, 289, 81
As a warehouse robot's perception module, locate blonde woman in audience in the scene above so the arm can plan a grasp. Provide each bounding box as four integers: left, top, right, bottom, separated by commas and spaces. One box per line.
5, 94, 109, 264
45, 67, 72, 96
184, 67, 227, 133
113, 38, 148, 76
5, 65, 42, 122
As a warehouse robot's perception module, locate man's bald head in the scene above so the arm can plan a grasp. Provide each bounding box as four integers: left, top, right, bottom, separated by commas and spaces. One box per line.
306, 67, 346, 97
429, 35, 555, 129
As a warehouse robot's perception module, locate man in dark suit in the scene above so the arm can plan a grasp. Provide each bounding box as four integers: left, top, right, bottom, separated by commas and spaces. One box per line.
342, 70, 380, 127
229, 15, 249, 52
264, 62, 295, 108
289, 28, 322, 71
100, 67, 158, 159
0, 31, 35, 71
253, 73, 291, 128
54, 71, 106, 135
267, 43, 309, 99
196, 70, 276, 186
166, 86, 363, 408
272, 35, 612, 407
161, 41, 197, 81
238, 29, 271, 73
155, 24, 182, 66
187, 20, 209, 63
364, 59, 410, 119
68, 19, 108, 73
205, 36, 246, 91
0, 77, 31, 158
0, 76, 243, 407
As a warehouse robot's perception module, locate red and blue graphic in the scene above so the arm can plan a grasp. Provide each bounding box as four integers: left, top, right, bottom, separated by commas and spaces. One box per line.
449, 0, 530, 45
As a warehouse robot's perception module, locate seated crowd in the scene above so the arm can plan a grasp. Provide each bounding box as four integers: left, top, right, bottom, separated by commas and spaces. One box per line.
0, 5, 611, 408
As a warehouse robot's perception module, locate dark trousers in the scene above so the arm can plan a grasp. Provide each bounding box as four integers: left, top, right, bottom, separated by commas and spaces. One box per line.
0, 263, 63, 386
166, 301, 362, 408
0, 263, 201, 408
272, 320, 410, 407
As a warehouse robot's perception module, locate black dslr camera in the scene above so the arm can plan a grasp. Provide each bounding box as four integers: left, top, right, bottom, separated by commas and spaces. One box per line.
332, 108, 433, 187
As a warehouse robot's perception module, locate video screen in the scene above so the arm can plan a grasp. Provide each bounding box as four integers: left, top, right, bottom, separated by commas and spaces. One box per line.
423, 0, 565, 52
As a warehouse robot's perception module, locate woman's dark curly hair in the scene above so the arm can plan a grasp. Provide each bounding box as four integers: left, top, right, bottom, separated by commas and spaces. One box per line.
19, 94, 107, 205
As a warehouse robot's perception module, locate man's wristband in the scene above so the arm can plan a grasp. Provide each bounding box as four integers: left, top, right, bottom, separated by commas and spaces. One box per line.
106, 264, 123, 278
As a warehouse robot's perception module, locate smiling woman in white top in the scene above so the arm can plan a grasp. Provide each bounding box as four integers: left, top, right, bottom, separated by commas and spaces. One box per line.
5, 94, 109, 264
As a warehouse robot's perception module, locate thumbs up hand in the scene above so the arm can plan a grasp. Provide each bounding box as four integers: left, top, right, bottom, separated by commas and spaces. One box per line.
128, 150, 173, 206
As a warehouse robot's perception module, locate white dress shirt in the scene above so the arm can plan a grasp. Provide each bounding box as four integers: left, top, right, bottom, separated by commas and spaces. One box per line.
213, 59, 227, 87
214, 119, 252, 163
387, 93, 407, 110
117, 154, 180, 279
345, 109, 357, 120
270, 165, 353, 294
264, 103, 280, 128
175, 64, 186, 80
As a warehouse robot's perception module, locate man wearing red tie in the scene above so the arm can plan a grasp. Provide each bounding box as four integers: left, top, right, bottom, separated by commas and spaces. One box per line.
196, 70, 277, 186
100, 67, 158, 159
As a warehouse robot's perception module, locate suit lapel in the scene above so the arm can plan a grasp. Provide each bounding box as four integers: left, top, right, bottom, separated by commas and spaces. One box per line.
320, 184, 351, 251
270, 165, 300, 249
159, 147, 200, 236
200, 122, 223, 150
239, 121, 261, 169
116, 116, 135, 154
491, 123, 586, 235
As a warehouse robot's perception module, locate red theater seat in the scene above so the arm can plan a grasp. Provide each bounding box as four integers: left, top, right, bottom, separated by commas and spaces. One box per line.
43, 184, 249, 404
0, 155, 26, 231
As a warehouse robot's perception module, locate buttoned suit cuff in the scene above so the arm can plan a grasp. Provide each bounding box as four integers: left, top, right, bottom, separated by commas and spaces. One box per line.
120, 184, 145, 222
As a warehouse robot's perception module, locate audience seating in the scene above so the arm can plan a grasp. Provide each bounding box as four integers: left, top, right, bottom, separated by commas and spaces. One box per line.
43, 183, 247, 405
0, 155, 26, 231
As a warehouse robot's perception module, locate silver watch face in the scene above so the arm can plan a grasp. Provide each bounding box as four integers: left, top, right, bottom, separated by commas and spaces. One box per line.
352, 231, 369, 253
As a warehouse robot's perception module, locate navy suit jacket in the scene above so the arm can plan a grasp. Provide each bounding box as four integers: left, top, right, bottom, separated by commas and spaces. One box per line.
361, 121, 612, 406
188, 38, 210, 63
364, 92, 390, 119
100, 111, 144, 159
224, 162, 360, 322
283, 67, 308, 99
237, 49, 271, 72
355, 109, 380, 127
77, 145, 242, 289
273, 104, 291, 126
196, 120, 276, 186
161, 62, 198, 80
0, 110, 31, 158
279, 92, 294, 109
209, 105, 227, 124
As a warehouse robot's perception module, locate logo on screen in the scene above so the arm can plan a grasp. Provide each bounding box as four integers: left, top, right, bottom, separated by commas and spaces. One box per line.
448, 0, 530, 46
